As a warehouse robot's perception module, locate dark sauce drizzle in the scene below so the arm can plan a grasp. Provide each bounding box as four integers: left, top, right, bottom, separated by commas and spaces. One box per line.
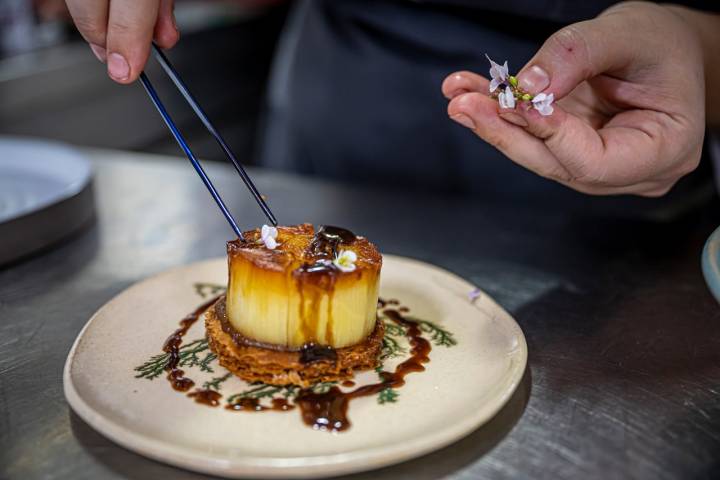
226, 397, 294, 412
299, 343, 338, 364
294, 305, 430, 431
163, 296, 221, 392
308, 225, 357, 260
161, 261, 425, 432
188, 389, 222, 407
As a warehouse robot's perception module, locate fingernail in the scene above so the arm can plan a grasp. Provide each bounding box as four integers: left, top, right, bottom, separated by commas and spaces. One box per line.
89, 43, 106, 63
518, 65, 550, 94
499, 112, 529, 128
450, 114, 476, 130
108, 52, 130, 81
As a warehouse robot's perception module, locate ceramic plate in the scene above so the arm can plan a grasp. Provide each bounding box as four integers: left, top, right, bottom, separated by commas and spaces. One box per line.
0, 137, 91, 223
64, 255, 527, 478
0, 137, 94, 265
702, 225, 720, 304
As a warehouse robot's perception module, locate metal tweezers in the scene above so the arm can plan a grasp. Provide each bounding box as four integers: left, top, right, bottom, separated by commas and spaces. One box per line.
139, 43, 277, 241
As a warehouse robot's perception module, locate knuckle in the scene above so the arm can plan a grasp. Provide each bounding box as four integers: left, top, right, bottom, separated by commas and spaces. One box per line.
675, 157, 700, 177
562, 159, 598, 185
547, 25, 592, 75
675, 147, 702, 177
638, 184, 672, 198
574, 164, 609, 186
486, 131, 509, 152
73, 16, 106, 43
108, 20, 134, 37
541, 165, 573, 183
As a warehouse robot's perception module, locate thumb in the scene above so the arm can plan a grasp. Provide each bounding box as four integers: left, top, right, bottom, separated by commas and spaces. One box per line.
105, 1, 161, 83
517, 13, 635, 98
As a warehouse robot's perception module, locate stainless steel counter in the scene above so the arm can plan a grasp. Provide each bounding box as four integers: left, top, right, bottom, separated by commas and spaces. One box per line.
1, 149, 719, 480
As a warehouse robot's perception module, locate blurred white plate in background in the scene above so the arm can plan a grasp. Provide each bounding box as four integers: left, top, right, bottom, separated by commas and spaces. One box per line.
0, 137, 94, 265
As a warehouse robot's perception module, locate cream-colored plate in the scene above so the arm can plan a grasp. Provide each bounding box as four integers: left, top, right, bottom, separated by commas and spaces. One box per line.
64, 255, 527, 478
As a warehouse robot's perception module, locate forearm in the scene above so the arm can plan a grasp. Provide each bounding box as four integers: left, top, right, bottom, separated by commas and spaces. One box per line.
665, 5, 720, 128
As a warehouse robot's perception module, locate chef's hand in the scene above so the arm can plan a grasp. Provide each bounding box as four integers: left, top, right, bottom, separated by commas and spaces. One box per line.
442, 2, 709, 197
65, 0, 179, 84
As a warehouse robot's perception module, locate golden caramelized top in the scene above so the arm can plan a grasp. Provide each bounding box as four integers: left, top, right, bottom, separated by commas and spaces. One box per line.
227, 223, 382, 273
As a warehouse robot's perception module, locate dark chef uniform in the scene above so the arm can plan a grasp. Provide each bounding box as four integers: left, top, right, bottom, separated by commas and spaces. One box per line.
257, 0, 718, 210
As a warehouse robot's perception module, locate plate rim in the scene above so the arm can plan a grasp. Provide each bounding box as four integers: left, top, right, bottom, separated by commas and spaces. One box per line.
702, 225, 720, 304
0, 136, 93, 224
63, 255, 527, 478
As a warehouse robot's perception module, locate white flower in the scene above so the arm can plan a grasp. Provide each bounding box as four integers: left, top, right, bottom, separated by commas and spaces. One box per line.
532, 92, 554, 116
485, 54, 509, 93
498, 86, 516, 109
468, 288, 481, 303
333, 250, 357, 272
260, 224, 278, 250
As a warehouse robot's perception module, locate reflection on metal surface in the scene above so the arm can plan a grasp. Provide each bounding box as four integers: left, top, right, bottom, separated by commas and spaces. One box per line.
2, 150, 720, 480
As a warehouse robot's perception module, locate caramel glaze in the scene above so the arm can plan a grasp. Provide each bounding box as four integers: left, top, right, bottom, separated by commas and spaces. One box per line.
294, 307, 431, 432
293, 225, 358, 346
163, 295, 222, 392
226, 224, 380, 350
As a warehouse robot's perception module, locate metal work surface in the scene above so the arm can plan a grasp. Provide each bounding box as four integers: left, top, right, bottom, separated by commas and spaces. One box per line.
1, 150, 719, 479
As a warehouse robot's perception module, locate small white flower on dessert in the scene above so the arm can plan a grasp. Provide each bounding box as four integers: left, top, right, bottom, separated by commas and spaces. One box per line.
498, 86, 516, 109
485, 54, 509, 93
532, 92, 554, 116
260, 224, 278, 250
333, 250, 357, 272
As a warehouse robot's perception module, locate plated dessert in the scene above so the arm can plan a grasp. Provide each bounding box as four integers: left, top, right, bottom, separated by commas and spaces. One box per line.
206, 223, 384, 387
66, 251, 526, 476
132, 224, 469, 433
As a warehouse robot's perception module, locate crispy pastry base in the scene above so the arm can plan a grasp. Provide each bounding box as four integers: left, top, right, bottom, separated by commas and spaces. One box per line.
205, 298, 384, 388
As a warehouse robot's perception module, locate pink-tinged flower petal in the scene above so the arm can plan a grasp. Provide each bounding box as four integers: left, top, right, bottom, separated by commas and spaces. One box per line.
468, 288, 482, 302
539, 105, 553, 116
485, 54, 509, 92
532, 92, 554, 116
498, 86, 516, 109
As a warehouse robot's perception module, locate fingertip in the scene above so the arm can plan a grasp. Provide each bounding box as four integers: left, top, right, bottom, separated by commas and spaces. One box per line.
441, 71, 471, 99
89, 43, 107, 63
448, 92, 525, 152
107, 51, 132, 83
442, 71, 490, 100
516, 65, 550, 95
154, 14, 180, 49
154, 0, 179, 49
154, 25, 180, 49
448, 91, 497, 122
